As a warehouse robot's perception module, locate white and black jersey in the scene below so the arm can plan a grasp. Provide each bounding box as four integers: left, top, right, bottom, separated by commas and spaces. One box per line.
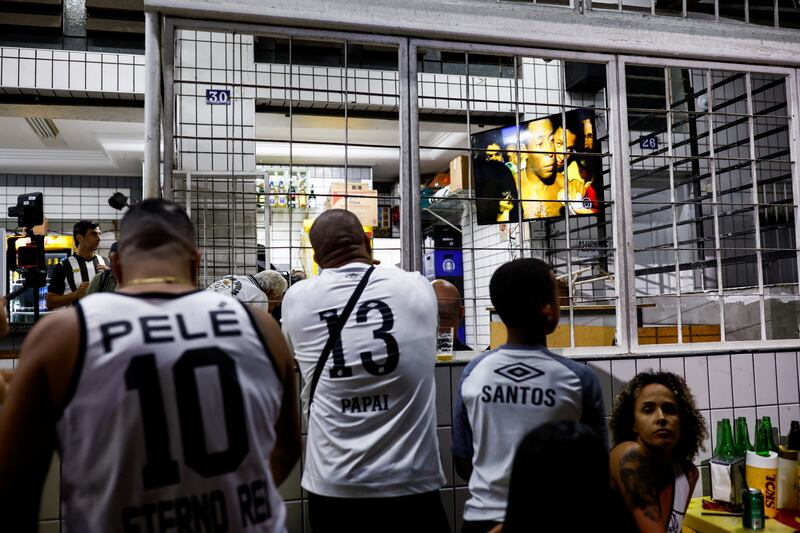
206, 275, 268, 311
281, 263, 446, 498
453, 345, 607, 523
57, 291, 286, 532
48, 254, 107, 296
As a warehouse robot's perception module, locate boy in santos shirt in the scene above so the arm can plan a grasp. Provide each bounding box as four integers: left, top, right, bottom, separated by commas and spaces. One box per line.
453, 258, 607, 533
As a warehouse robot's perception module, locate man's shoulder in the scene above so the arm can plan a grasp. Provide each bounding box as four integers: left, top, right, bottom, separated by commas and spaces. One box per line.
371, 267, 434, 299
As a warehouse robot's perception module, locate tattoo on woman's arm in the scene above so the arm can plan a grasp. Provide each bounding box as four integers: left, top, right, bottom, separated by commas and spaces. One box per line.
619, 448, 661, 522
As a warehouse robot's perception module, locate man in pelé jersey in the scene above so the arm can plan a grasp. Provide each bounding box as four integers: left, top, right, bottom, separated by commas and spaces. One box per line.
0, 199, 301, 532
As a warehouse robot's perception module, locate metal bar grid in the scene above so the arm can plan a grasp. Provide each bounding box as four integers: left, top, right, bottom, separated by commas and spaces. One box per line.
745, 73, 768, 341
665, 67, 684, 344
411, 38, 621, 353
707, 69, 727, 342
557, 60, 577, 348
608, 55, 633, 353
619, 55, 797, 352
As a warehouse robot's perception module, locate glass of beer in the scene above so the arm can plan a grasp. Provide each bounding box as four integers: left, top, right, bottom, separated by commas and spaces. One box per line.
437, 327, 455, 362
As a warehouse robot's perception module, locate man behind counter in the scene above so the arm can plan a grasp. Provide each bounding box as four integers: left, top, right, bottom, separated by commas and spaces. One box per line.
431, 278, 472, 351
47, 220, 107, 310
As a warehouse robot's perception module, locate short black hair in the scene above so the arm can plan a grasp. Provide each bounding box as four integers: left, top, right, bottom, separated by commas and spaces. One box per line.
118, 199, 195, 258
489, 258, 556, 330
72, 220, 99, 246
503, 421, 609, 533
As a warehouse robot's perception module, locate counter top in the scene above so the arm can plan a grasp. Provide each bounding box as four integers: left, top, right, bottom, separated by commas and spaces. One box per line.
684, 498, 798, 533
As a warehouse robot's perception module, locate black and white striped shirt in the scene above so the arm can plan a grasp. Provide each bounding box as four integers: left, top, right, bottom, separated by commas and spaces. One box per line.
48, 254, 107, 297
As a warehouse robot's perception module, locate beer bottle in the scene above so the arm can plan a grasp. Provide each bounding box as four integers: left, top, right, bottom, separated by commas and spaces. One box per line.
755, 420, 769, 457
715, 418, 736, 462
713, 420, 724, 458
308, 186, 317, 209
787, 420, 800, 451
762, 416, 779, 453
734, 416, 754, 457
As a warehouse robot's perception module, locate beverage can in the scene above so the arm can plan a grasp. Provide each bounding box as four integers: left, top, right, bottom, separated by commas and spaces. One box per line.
742, 488, 765, 530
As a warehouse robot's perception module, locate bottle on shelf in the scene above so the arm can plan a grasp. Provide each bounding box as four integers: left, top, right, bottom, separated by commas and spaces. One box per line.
277, 180, 287, 208
256, 179, 265, 207
308, 185, 317, 209
787, 420, 800, 451
288, 179, 297, 208
713, 418, 736, 463
298, 179, 307, 208
268, 179, 276, 207
734, 416, 754, 457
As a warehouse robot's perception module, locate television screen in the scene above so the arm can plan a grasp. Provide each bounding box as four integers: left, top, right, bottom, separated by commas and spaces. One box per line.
470, 108, 602, 225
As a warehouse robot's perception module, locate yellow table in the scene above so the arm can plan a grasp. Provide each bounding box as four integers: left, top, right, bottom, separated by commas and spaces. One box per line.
683, 498, 799, 533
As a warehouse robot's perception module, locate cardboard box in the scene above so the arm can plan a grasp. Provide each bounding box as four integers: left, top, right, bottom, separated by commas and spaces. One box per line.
327, 181, 378, 227
449, 155, 471, 194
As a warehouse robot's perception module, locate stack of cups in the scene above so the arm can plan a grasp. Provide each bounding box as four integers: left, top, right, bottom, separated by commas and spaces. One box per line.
745, 450, 779, 518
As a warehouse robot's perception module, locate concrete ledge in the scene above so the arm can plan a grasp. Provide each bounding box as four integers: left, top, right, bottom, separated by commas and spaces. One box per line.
145, 0, 800, 66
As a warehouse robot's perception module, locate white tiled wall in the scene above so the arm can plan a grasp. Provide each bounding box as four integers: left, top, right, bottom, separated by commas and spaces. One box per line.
584, 350, 800, 498
0, 47, 144, 97
0, 186, 130, 221
175, 30, 257, 172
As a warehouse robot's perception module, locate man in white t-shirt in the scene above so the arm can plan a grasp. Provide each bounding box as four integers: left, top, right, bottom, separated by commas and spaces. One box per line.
206, 270, 288, 313
281, 209, 448, 533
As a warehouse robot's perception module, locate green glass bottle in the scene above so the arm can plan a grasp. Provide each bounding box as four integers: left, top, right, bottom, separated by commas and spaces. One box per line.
762, 416, 779, 453
715, 418, 736, 462
713, 420, 724, 458
734, 416, 754, 457
756, 419, 769, 457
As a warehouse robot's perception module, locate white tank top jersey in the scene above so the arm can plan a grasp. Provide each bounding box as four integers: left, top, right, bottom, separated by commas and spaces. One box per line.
57, 291, 287, 532
206, 275, 268, 311
453, 345, 608, 523
667, 461, 691, 533
281, 263, 446, 498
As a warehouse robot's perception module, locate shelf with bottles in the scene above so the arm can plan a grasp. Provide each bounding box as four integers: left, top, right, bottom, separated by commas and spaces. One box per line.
256, 171, 319, 212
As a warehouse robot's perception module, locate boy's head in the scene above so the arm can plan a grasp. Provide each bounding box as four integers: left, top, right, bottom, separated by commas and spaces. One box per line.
489, 258, 559, 334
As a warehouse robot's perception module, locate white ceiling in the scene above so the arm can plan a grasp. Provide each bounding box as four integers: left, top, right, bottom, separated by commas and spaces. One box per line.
0, 106, 477, 181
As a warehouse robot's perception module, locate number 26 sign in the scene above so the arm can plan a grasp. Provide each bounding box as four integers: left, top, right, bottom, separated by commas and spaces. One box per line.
640, 135, 658, 150
206, 89, 231, 105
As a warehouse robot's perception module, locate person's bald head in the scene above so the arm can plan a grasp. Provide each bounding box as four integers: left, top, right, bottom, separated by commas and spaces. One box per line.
309, 210, 372, 269
431, 279, 463, 328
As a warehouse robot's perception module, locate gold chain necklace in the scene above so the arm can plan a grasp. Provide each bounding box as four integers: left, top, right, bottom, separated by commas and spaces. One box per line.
127, 276, 183, 285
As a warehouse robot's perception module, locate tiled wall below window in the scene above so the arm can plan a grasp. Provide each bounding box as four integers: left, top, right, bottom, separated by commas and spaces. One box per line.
31, 348, 800, 532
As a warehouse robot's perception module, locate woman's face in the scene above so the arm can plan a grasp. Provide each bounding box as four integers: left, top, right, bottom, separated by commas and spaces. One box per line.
633, 383, 680, 451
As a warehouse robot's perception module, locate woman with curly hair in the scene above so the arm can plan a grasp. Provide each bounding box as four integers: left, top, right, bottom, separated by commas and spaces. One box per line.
609, 371, 707, 533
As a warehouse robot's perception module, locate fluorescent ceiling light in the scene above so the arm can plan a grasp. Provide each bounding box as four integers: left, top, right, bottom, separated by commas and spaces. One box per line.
256, 142, 398, 160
